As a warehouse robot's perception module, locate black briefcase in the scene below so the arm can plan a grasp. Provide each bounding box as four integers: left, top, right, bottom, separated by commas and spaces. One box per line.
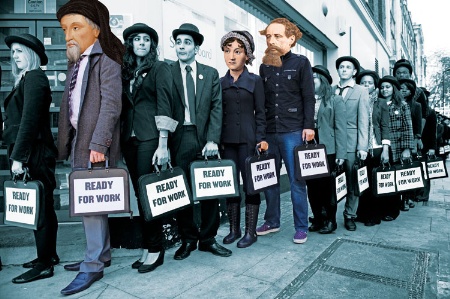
138, 163, 193, 221
244, 147, 278, 195
4, 170, 45, 230
69, 159, 130, 217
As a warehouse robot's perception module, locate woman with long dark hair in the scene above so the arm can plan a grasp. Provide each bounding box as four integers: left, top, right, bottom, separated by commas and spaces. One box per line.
121, 23, 177, 273
307, 65, 347, 234
4, 34, 58, 283
378, 76, 414, 221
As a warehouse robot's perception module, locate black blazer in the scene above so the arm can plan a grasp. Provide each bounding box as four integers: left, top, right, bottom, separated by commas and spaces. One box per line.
121, 61, 173, 143
220, 68, 266, 145
3, 69, 56, 162
169, 61, 222, 154
372, 98, 390, 145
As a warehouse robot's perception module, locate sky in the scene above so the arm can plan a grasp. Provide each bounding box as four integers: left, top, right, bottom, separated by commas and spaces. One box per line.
407, 0, 450, 56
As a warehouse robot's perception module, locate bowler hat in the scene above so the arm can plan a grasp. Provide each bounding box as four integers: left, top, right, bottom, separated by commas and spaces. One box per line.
398, 78, 416, 92
123, 23, 159, 45
172, 23, 204, 46
5, 33, 48, 65
356, 69, 379, 87
312, 65, 332, 84
393, 59, 413, 76
379, 75, 400, 90
335, 56, 360, 77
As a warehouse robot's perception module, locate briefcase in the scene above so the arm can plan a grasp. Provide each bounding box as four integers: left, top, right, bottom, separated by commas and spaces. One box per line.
69, 159, 130, 217
294, 141, 330, 180
426, 154, 448, 179
244, 147, 278, 195
331, 164, 347, 203
4, 169, 45, 230
189, 154, 239, 201
372, 162, 397, 197
394, 158, 424, 192
138, 163, 193, 221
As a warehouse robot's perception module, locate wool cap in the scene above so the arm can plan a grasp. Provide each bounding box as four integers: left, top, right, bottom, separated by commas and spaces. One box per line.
356, 69, 379, 87
393, 59, 413, 76
379, 75, 400, 90
312, 65, 332, 84
123, 23, 159, 45
335, 56, 360, 77
5, 33, 48, 65
172, 23, 204, 46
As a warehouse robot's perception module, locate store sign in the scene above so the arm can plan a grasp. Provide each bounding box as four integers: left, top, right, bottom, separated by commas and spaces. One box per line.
27, 0, 44, 13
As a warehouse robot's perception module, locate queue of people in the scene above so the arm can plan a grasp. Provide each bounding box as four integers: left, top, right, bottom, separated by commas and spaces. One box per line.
2, 0, 446, 296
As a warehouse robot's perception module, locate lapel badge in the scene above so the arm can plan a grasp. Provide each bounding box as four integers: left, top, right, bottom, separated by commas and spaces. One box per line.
394, 110, 399, 115
288, 75, 291, 80
199, 74, 204, 80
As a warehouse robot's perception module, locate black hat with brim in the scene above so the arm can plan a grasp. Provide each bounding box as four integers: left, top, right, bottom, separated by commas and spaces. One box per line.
172, 23, 204, 46
123, 23, 159, 45
312, 65, 332, 84
379, 75, 400, 90
393, 59, 413, 76
335, 56, 360, 77
356, 69, 379, 87
398, 78, 416, 91
5, 33, 48, 65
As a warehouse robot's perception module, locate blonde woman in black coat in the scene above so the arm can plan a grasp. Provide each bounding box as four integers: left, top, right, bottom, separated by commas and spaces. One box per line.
4, 34, 58, 283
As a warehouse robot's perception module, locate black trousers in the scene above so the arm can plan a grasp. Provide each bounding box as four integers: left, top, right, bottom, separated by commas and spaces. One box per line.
306, 154, 337, 223
222, 142, 261, 205
122, 137, 163, 252
10, 141, 58, 267
173, 126, 220, 245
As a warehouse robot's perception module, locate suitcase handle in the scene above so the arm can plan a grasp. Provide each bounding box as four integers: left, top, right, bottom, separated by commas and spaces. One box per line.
203, 152, 221, 164
12, 167, 31, 185
87, 156, 109, 172
153, 162, 174, 175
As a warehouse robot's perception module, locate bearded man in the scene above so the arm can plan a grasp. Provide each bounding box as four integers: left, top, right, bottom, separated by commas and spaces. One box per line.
256, 18, 315, 244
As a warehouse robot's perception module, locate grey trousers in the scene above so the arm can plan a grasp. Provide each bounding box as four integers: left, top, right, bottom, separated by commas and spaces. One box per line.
344, 152, 359, 218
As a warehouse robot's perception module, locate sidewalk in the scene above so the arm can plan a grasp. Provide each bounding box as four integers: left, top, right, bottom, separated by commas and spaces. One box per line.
1, 174, 449, 298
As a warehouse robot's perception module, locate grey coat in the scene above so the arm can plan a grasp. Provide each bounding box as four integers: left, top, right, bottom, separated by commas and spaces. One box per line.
57, 41, 122, 168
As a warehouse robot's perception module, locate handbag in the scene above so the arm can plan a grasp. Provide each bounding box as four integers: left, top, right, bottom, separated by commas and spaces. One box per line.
426, 154, 448, 179
294, 140, 330, 180
331, 164, 347, 203
244, 146, 278, 195
352, 158, 369, 196
3, 169, 45, 230
372, 162, 397, 197
394, 158, 425, 192
138, 163, 193, 221
189, 153, 239, 201
69, 159, 130, 217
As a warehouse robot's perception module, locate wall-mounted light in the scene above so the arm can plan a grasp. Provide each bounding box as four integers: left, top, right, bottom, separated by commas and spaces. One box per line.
322, 2, 328, 17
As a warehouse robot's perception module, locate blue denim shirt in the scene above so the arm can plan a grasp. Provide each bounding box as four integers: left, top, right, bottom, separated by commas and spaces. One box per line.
259, 51, 315, 133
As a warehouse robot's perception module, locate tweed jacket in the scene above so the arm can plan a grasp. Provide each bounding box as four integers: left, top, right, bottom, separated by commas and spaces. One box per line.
316, 94, 347, 159
169, 61, 222, 154
57, 41, 122, 168
121, 61, 176, 143
3, 68, 57, 162
220, 67, 266, 145
332, 83, 370, 153
388, 101, 414, 162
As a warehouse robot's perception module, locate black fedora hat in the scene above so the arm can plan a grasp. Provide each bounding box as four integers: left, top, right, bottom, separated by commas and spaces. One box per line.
312, 65, 332, 84
356, 69, 379, 87
172, 23, 204, 46
398, 78, 416, 91
379, 75, 400, 90
393, 59, 413, 76
5, 33, 48, 65
335, 56, 360, 77
123, 23, 159, 45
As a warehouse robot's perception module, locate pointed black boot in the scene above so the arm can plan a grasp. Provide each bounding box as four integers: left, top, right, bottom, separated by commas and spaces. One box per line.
223, 202, 242, 244
237, 204, 259, 248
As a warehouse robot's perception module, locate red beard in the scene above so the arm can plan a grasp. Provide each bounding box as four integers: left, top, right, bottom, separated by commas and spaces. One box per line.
262, 45, 283, 67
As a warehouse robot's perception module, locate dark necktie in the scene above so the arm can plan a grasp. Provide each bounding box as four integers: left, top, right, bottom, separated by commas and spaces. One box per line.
338, 86, 350, 96
68, 55, 86, 119
185, 65, 196, 124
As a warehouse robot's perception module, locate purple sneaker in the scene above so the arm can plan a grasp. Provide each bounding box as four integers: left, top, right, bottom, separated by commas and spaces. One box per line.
256, 223, 280, 236
293, 231, 307, 244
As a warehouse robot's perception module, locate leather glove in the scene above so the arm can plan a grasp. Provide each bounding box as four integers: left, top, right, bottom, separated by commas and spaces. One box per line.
11, 160, 24, 175
202, 141, 219, 157
357, 150, 368, 161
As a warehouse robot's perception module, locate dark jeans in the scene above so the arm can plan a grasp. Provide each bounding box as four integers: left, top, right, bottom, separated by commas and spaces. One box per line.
122, 137, 163, 252
222, 142, 261, 205
306, 154, 337, 224
173, 126, 220, 245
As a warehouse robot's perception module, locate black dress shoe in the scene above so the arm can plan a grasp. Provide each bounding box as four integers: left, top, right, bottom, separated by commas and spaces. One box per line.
382, 215, 394, 221
64, 260, 111, 271
308, 222, 323, 232
408, 200, 415, 208
132, 260, 143, 269
318, 221, 337, 234
344, 218, 356, 231
138, 250, 164, 273
12, 265, 54, 283
198, 241, 232, 257
23, 256, 59, 269
174, 242, 197, 260
60, 272, 103, 295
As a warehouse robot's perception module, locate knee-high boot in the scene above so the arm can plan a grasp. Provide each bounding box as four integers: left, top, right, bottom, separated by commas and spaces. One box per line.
237, 204, 259, 248
223, 201, 241, 244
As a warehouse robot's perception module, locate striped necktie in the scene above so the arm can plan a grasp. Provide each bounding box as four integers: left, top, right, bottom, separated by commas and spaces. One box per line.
68, 55, 86, 119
